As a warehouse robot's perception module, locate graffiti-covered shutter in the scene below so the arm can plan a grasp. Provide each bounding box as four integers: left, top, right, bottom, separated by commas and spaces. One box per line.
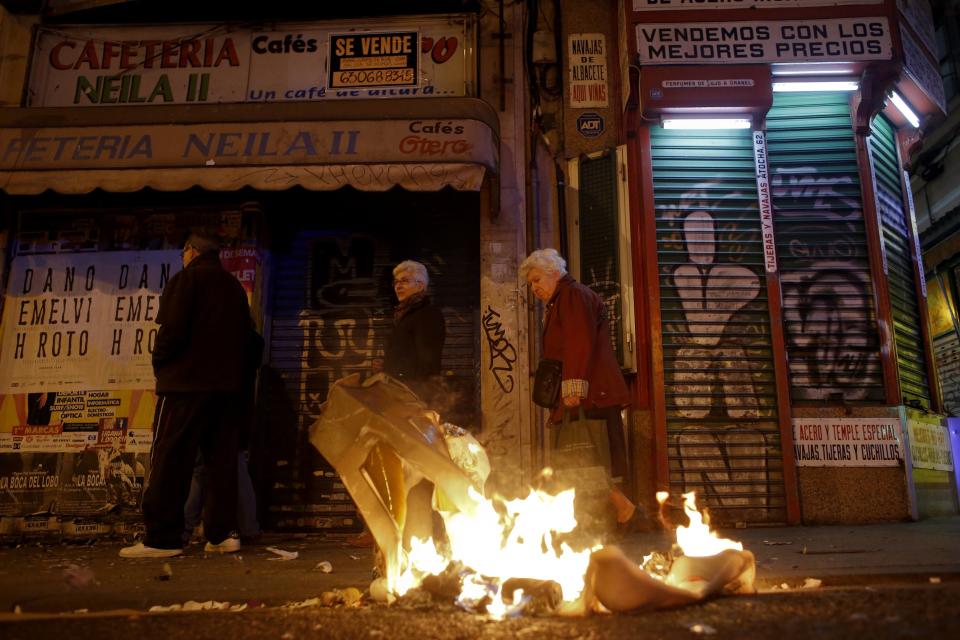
650, 126, 787, 525
869, 114, 931, 409
766, 92, 884, 403
575, 149, 636, 371
264, 193, 480, 532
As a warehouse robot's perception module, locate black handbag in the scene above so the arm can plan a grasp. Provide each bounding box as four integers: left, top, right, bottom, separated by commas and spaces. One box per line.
532, 358, 562, 408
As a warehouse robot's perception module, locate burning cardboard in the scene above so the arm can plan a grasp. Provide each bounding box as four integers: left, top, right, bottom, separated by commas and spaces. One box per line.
310, 375, 755, 617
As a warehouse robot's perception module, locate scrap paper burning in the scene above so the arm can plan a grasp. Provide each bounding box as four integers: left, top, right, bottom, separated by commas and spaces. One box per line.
310, 375, 755, 617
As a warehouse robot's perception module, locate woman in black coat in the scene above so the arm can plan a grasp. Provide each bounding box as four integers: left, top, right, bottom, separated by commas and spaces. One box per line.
380, 260, 445, 397
352, 260, 444, 549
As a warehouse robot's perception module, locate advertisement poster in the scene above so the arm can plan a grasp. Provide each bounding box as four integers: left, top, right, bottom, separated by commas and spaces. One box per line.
0, 251, 179, 394
793, 418, 903, 467
0, 250, 172, 525
0, 247, 260, 530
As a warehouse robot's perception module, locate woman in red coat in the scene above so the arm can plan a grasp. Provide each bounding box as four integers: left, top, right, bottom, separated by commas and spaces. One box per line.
520, 248, 638, 528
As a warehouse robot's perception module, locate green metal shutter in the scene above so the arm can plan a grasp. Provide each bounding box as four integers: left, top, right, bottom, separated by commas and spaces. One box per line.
869, 114, 931, 409
578, 152, 626, 365
650, 126, 787, 525
766, 92, 884, 403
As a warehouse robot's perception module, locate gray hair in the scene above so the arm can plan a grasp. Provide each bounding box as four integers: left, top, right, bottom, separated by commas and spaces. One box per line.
519, 248, 567, 280
393, 260, 429, 289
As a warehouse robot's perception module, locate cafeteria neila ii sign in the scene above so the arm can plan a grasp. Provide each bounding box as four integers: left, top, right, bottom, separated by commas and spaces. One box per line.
27, 19, 469, 106
637, 17, 892, 64
0, 119, 492, 171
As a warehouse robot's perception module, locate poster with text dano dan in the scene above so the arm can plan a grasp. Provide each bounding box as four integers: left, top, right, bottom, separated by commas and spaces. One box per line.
0, 251, 179, 394
0, 251, 178, 457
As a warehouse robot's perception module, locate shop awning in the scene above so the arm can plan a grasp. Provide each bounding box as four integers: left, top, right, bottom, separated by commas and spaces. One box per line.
0, 98, 499, 194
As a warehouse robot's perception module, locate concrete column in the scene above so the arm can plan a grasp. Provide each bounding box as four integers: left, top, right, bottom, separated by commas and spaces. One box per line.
477, 2, 533, 491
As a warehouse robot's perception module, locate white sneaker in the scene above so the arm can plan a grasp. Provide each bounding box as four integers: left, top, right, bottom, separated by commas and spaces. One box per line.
119, 542, 183, 558
204, 536, 241, 553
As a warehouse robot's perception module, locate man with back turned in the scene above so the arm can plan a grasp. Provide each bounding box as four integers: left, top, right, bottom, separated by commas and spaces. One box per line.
121, 231, 255, 558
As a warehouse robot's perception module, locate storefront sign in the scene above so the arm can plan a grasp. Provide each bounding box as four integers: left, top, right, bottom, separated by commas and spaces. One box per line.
0, 251, 179, 394
662, 79, 754, 88
792, 418, 903, 467
636, 18, 892, 64
753, 131, 777, 273
329, 31, 419, 89
0, 119, 495, 172
28, 19, 471, 106
908, 418, 954, 472
568, 34, 609, 108
632, 0, 882, 9
899, 24, 947, 114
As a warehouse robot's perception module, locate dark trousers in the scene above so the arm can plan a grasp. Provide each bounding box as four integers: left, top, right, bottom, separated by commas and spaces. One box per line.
143, 392, 240, 549
585, 406, 628, 482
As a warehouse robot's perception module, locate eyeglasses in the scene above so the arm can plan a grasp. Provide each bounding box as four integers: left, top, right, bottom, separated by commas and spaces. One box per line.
393, 277, 416, 286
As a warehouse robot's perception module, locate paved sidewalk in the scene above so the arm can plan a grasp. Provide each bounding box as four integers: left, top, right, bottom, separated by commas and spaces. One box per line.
623, 515, 960, 587
1, 516, 957, 616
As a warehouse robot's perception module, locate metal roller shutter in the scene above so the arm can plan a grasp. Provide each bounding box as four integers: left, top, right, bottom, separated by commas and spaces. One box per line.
263, 191, 480, 532
578, 152, 626, 365
869, 114, 931, 409
650, 125, 787, 525
766, 92, 884, 404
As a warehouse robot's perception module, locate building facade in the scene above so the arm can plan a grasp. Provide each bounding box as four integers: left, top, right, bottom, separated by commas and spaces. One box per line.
0, 0, 953, 539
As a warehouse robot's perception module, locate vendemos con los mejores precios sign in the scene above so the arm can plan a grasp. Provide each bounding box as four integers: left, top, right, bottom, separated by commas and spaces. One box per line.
637, 17, 892, 65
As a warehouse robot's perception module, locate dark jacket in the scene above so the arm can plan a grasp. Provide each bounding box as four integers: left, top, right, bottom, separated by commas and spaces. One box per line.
384, 296, 445, 383
153, 251, 253, 394
542, 274, 630, 423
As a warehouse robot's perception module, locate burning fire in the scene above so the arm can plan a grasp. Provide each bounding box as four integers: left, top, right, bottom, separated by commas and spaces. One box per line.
384, 484, 744, 618
661, 490, 743, 558
391, 484, 598, 617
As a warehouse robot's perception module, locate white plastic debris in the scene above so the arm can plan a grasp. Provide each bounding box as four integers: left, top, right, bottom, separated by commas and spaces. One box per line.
313, 561, 333, 573
283, 597, 321, 609
266, 546, 299, 561
690, 623, 717, 635
183, 600, 231, 611
150, 600, 232, 612
929, 576, 941, 584
802, 578, 822, 589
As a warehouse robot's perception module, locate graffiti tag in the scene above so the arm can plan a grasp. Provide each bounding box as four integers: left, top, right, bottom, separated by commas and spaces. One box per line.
481, 305, 516, 393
